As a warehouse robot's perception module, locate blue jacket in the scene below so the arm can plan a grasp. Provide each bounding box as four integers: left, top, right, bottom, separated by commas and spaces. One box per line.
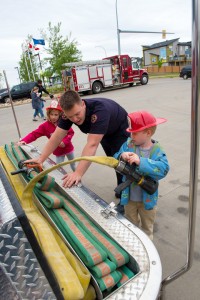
31, 92, 42, 109
114, 138, 170, 210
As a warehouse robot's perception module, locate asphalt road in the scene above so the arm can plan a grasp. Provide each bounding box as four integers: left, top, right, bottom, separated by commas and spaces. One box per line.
0, 77, 199, 299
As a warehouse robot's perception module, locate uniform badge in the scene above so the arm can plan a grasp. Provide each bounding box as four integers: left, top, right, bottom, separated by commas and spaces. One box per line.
91, 114, 97, 123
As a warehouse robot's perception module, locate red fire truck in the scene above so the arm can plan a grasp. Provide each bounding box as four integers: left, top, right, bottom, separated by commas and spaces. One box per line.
62, 54, 148, 94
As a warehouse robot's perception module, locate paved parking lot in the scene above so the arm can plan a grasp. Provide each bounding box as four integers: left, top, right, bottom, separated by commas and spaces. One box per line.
0, 77, 199, 299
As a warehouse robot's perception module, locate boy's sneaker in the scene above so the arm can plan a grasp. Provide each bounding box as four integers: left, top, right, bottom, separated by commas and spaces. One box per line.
33, 118, 38, 121
116, 204, 125, 214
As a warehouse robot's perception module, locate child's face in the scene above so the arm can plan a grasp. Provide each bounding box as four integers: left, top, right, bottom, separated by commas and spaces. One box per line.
49, 110, 60, 124
130, 129, 151, 146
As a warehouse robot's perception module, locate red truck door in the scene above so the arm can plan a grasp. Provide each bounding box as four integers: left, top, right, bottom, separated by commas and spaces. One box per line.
119, 55, 134, 84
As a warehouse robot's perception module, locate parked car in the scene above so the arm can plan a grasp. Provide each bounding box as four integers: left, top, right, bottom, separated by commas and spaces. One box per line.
0, 88, 8, 94
180, 65, 192, 79
0, 82, 36, 103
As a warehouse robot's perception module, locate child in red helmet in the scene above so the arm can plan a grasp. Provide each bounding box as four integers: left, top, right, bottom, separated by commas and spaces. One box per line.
17, 99, 76, 171
114, 111, 169, 240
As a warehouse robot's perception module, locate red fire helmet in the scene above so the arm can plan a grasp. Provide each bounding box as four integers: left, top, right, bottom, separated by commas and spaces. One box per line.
126, 111, 167, 133
46, 100, 62, 112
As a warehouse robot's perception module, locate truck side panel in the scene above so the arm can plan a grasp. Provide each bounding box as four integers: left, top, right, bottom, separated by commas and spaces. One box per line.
99, 65, 113, 86
75, 67, 91, 92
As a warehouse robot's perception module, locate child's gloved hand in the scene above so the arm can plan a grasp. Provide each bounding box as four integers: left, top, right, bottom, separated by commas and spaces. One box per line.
50, 94, 54, 99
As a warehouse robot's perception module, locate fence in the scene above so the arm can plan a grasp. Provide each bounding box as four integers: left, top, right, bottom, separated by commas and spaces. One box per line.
146, 66, 181, 73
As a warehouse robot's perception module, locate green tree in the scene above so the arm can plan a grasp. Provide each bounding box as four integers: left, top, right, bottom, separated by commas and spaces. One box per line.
18, 23, 81, 83
40, 22, 82, 78
19, 52, 39, 82
18, 35, 40, 82
158, 58, 163, 69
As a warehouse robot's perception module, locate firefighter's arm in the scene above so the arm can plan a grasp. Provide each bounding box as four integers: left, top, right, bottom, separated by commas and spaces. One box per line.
62, 133, 104, 188
25, 127, 68, 165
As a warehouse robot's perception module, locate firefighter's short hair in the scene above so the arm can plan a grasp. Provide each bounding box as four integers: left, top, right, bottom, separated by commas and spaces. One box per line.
60, 90, 81, 110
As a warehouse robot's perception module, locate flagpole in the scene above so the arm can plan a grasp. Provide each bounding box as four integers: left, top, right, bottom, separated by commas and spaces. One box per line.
32, 38, 46, 86
22, 44, 31, 81
28, 50, 36, 81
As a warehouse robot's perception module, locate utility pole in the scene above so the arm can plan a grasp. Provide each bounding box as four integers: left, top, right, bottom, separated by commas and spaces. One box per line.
115, 1, 174, 55
115, 0, 121, 55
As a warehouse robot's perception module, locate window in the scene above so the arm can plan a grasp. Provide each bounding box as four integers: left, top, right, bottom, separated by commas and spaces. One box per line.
11, 85, 21, 91
122, 57, 128, 68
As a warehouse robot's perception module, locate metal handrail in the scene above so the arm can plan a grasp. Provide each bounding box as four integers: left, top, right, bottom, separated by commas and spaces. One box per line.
160, 0, 199, 298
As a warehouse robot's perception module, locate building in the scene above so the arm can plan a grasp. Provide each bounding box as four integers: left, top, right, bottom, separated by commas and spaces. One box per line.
142, 38, 191, 67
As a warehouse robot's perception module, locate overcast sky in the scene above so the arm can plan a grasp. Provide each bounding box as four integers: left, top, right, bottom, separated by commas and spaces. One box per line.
0, 0, 192, 86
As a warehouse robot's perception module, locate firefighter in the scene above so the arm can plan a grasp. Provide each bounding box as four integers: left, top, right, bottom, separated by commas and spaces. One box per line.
35, 79, 54, 101
26, 90, 130, 213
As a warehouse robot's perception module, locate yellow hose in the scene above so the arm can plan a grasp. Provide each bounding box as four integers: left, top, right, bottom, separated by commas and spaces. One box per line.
22, 156, 118, 204
0, 147, 95, 300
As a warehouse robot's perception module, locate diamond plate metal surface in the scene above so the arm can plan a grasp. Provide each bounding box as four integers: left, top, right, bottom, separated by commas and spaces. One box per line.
23, 145, 162, 300
0, 178, 56, 300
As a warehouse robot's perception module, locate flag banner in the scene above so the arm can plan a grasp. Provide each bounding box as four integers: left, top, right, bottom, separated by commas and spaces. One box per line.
32, 38, 45, 45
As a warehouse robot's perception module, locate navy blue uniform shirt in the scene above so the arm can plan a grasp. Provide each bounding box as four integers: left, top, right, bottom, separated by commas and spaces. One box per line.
58, 97, 130, 187
58, 98, 129, 139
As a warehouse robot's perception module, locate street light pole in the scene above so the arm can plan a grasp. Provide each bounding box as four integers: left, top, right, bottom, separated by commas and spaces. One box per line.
116, 0, 121, 55
95, 46, 107, 57
14, 67, 21, 83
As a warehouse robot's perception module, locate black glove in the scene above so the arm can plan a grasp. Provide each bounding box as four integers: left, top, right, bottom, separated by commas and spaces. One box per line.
50, 94, 54, 99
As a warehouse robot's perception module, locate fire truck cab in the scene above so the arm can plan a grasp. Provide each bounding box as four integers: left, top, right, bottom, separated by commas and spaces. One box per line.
62, 54, 148, 94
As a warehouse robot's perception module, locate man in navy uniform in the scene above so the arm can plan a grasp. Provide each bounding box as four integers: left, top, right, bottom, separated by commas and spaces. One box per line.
28, 90, 129, 213
35, 79, 54, 100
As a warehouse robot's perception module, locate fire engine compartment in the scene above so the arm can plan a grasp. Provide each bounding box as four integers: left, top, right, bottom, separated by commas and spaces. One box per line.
0, 144, 162, 300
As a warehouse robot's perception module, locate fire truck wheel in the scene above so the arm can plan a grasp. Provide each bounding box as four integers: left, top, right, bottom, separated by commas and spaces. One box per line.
92, 81, 103, 94
141, 75, 148, 85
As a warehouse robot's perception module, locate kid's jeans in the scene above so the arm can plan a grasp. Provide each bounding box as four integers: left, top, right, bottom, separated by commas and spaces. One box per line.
124, 201, 157, 240
33, 107, 44, 118
56, 152, 76, 171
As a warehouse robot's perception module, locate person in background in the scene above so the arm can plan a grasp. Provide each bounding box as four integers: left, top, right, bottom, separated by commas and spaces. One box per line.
24, 90, 130, 214
18, 100, 76, 171
31, 86, 46, 121
35, 79, 54, 100
35, 79, 54, 113
114, 111, 170, 240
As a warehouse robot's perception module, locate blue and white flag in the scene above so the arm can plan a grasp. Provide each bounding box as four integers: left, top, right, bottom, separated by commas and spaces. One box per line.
32, 38, 45, 46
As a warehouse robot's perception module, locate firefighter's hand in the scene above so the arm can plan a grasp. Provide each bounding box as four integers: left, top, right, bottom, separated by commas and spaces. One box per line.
24, 157, 43, 166
59, 141, 65, 148
62, 171, 82, 188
